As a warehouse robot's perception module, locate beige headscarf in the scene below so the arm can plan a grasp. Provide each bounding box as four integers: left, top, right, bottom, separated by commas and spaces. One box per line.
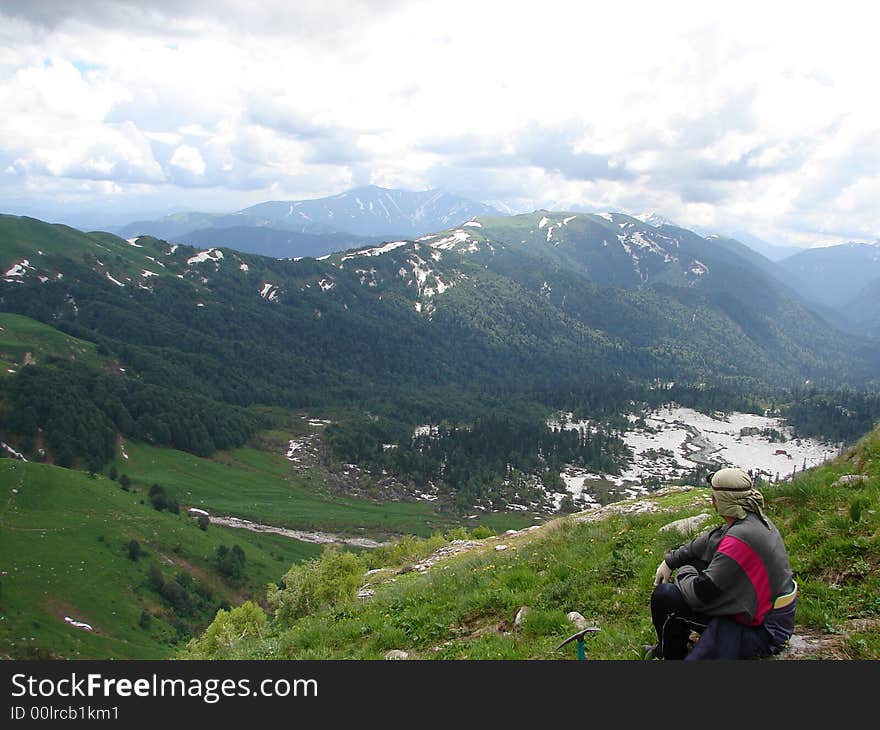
710, 467, 769, 527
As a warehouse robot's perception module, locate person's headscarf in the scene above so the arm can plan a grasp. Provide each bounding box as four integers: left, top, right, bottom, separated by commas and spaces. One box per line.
708, 467, 770, 528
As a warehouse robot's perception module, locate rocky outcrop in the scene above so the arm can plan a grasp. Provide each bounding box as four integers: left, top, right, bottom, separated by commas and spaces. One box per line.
831, 474, 869, 488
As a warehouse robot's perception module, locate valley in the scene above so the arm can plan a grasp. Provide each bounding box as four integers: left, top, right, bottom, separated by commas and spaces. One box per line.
1, 204, 879, 661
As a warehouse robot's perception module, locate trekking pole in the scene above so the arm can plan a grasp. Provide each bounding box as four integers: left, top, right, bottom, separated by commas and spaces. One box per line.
556, 626, 600, 660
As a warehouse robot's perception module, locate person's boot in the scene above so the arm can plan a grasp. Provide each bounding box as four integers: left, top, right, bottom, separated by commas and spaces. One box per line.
642, 643, 662, 660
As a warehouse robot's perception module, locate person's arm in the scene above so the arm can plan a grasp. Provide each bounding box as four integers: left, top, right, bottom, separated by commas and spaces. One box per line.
663, 528, 713, 570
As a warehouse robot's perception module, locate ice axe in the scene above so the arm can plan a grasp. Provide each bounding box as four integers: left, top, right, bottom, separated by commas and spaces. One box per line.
556, 626, 600, 660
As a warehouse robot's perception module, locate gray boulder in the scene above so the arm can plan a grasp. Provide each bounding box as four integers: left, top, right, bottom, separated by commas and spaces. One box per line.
831, 475, 868, 488
660, 513, 712, 536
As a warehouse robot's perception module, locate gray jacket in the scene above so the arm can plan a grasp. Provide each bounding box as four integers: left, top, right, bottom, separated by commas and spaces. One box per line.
664, 512, 796, 643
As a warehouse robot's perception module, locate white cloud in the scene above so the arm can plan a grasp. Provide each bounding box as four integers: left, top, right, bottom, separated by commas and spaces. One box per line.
0, 1, 878, 245
169, 144, 206, 176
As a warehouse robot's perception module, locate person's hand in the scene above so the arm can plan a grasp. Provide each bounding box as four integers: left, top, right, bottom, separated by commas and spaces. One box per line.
653, 559, 672, 587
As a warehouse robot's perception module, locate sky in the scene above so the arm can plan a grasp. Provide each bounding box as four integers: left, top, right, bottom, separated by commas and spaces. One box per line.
0, 0, 878, 247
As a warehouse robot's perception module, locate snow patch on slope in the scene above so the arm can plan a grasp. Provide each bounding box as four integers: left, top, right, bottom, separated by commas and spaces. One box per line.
4, 259, 34, 278
341, 240, 408, 261
187, 248, 224, 265
425, 229, 473, 251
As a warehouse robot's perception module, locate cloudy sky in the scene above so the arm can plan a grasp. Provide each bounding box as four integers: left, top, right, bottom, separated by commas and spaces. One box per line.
1, 1, 877, 246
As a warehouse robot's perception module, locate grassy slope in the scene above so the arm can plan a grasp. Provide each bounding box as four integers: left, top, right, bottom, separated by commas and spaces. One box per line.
0, 312, 106, 376
188, 427, 880, 660
0, 215, 174, 283
108, 437, 536, 539
0, 460, 324, 659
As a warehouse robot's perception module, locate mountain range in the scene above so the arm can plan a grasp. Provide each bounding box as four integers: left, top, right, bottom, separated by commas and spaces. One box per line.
114, 185, 501, 246
710, 228, 807, 262
3, 208, 877, 402
109, 186, 880, 336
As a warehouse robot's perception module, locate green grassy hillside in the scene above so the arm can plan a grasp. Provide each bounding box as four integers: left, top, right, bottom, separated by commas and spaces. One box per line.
0, 214, 175, 284
185, 425, 880, 660
0, 312, 106, 375
0, 459, 325, 659
106, 436, 534, 538
0, 430, 534, 660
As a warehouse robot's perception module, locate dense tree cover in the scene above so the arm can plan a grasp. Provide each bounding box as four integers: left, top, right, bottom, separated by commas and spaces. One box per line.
780, 390, 880, 443
325, 409, 633, 510
1, 255, 617, 413
532, 378, 765, 422
0, 361, 264, 469
319, 378, 876, 511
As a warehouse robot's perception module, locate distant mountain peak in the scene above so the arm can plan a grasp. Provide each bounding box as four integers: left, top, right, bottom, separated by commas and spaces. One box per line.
635, 212, 678, 228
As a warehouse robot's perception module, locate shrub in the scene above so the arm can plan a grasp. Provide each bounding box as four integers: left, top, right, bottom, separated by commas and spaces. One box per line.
161, 580, 193, 615
216, 544, 246, 580
268, 547, 364, 626
148, 483, 167, 511
127, 539, 142, 561
146, 563, 164, 592
558, 494, 577, 513
186, 601, 267, 659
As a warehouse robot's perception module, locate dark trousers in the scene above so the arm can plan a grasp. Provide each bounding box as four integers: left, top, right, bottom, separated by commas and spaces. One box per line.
650, 583, 773, 660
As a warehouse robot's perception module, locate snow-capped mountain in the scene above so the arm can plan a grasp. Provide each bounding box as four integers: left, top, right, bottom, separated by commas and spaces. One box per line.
115, 186, 501, 244
634, 212, 679, 228
415, 210, 720, 290
241, 185, 501, 237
